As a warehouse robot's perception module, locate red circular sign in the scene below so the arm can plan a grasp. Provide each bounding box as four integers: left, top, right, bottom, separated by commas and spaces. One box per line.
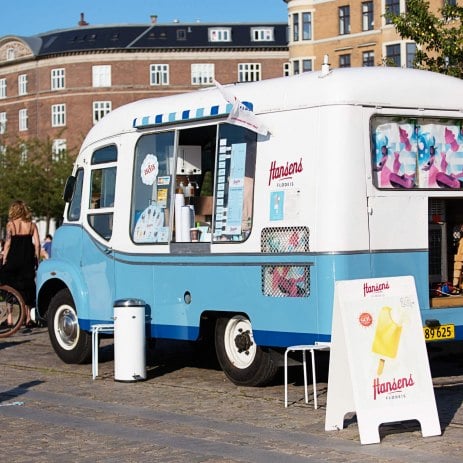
359, 312, 373, 327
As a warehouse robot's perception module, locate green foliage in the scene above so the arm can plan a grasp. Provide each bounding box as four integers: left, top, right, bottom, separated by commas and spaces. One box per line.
388, 0, 463, 78
0, 136, 75, 234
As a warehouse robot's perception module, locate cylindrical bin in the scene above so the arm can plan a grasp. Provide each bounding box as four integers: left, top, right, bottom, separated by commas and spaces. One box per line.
113, 299, 146, 382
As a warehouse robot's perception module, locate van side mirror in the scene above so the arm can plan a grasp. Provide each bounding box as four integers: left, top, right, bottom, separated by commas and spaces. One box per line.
63, 175, 76, 202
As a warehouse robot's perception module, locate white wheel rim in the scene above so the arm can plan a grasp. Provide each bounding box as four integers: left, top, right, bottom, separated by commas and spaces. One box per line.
54, 304, 80, 351
223, 316, 257, 369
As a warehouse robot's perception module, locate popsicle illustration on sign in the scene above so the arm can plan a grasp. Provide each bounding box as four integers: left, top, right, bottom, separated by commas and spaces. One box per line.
372, 306, 403, 375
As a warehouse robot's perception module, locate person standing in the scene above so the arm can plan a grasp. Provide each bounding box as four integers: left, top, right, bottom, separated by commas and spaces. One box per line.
0, 200, 40, 331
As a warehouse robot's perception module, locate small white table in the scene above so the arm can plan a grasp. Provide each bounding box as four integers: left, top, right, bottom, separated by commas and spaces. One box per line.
284, 342, 331, 409
91, 323, 115, 379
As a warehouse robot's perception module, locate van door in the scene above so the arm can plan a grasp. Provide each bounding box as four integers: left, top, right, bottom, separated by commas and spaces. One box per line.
81, 144, 118, 323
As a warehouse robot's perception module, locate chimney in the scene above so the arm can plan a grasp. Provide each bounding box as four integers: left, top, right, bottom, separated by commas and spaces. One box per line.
78, 12, 89, 27
150, 15, 158, 24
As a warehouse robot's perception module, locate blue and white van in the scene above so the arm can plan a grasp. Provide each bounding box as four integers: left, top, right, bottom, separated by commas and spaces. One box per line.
36, 65, 463, 386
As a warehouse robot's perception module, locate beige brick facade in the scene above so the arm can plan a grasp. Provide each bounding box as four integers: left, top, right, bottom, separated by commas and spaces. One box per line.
284, 0, 435, 70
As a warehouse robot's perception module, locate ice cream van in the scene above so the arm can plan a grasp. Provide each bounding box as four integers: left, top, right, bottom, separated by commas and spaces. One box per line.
36, 64, 463, 386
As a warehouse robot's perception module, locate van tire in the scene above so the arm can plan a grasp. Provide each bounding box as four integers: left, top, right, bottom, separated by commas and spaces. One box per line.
48, 288, 92, 364
215, 315, 278, 386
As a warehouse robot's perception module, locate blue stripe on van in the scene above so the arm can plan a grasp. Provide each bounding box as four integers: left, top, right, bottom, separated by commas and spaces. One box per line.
133, 101, 251, 129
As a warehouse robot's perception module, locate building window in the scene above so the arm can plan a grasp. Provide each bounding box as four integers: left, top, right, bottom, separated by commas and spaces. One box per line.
385, 43, 401, 67
292, 13, 299, 41
208, 27, 231, 42
191, 63, 215, 85
93, 101, 112, 124
18, 74, 28, 96
52, 104, 66, 127
6, 48, 15, 61
385, 0, 400, 24
302, 13, 312, 40
406, 43, 417, 68
284, 62, 291, 77
445, 0, 457, 5
150, 64, 169, 86
238, 63, 261, 82
0, 78, 6, 99
0, 112, 6, 134
52, 139, 67, 160
339, 54, 351, 68
362, 50, 375, 66
51, 68, 65, 90
251, 27, 274, 41
19, 109, 28, 131
292, 59, 313, 74
339, 6, 351, 35
362, 1, 374, 31
92, 65, 111, 87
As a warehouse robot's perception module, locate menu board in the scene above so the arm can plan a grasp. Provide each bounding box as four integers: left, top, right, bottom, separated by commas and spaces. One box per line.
325, 276, 441, 445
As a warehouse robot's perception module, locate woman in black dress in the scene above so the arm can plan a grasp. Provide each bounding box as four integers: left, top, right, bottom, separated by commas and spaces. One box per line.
1, 200, 40, 329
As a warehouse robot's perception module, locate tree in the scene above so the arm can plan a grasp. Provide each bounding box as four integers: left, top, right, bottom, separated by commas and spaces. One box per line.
389, 0, 463, 78
0, 136, 75, 236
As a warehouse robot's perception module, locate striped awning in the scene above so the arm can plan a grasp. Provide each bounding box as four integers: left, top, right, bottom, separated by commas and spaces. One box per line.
132, 101, 253, 129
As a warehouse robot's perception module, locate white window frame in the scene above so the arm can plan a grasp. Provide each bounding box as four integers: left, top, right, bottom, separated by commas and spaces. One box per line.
283, 62, 291, 77
52, 139, 67, 160
208, 27, 232, 42
51, 68, 65, 90
6, 48, 15, 61
191, 63, 215, 85
18, 74, 28, 96
93, 101, 112, 124
19, 109, 28, 131
238, 63, 261, 83
150, 64, 169, 86
0, 112, 6, 134
0, 78, 6, 99
51, 104, 66, 127
92, 65, 112, 87
251, 27, 274, 42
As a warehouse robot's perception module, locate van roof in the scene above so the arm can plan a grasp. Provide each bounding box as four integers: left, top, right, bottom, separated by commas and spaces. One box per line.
82, 67, 463, 148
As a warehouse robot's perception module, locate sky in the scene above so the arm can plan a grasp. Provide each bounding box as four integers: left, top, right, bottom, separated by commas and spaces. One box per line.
0, 1, 289, 37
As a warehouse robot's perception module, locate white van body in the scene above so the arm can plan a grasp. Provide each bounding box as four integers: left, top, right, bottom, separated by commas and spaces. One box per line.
37, 67, 463, 385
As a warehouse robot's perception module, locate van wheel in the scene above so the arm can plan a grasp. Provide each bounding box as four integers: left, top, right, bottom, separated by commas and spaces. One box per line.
215, 315, 278, 386
48, 288, 92, 364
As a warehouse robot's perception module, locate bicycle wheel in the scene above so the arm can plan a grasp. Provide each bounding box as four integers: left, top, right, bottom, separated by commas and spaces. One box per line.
0, 285, 26, 338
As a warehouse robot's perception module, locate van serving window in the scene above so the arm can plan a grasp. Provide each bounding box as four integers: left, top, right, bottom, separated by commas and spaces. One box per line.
130, 123, 256, 244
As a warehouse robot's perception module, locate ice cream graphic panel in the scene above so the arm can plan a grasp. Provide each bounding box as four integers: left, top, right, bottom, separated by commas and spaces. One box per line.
372, 306, 403, 375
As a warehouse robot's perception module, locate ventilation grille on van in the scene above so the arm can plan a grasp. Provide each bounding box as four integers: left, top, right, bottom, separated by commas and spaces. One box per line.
260, 227, 310, 298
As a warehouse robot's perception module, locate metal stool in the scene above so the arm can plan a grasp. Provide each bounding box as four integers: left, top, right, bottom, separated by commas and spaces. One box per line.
284, 342, 330, 409
91, 323, 114, 379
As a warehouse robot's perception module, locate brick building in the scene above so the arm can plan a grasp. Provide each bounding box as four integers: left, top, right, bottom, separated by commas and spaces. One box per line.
284, 0, 454, 72
0, 16, 288, 152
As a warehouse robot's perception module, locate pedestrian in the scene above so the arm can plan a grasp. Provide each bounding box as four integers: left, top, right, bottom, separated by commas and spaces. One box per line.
41, 234, 53, 260
0, 200, 40, 332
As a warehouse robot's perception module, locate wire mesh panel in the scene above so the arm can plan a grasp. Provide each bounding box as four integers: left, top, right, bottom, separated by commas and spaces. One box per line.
261, 227, 310, 297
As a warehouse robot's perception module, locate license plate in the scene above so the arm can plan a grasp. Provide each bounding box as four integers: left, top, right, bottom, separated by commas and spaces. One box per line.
423, 324, 455, 341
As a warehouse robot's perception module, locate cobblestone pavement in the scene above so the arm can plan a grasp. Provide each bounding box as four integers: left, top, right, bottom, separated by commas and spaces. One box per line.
0, 328, 463, 462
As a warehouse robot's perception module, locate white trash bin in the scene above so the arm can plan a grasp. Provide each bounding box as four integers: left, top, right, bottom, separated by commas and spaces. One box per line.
113, 299, 146, 382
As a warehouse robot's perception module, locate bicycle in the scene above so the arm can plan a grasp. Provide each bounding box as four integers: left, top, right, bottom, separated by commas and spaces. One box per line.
0, 284, 26, 338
